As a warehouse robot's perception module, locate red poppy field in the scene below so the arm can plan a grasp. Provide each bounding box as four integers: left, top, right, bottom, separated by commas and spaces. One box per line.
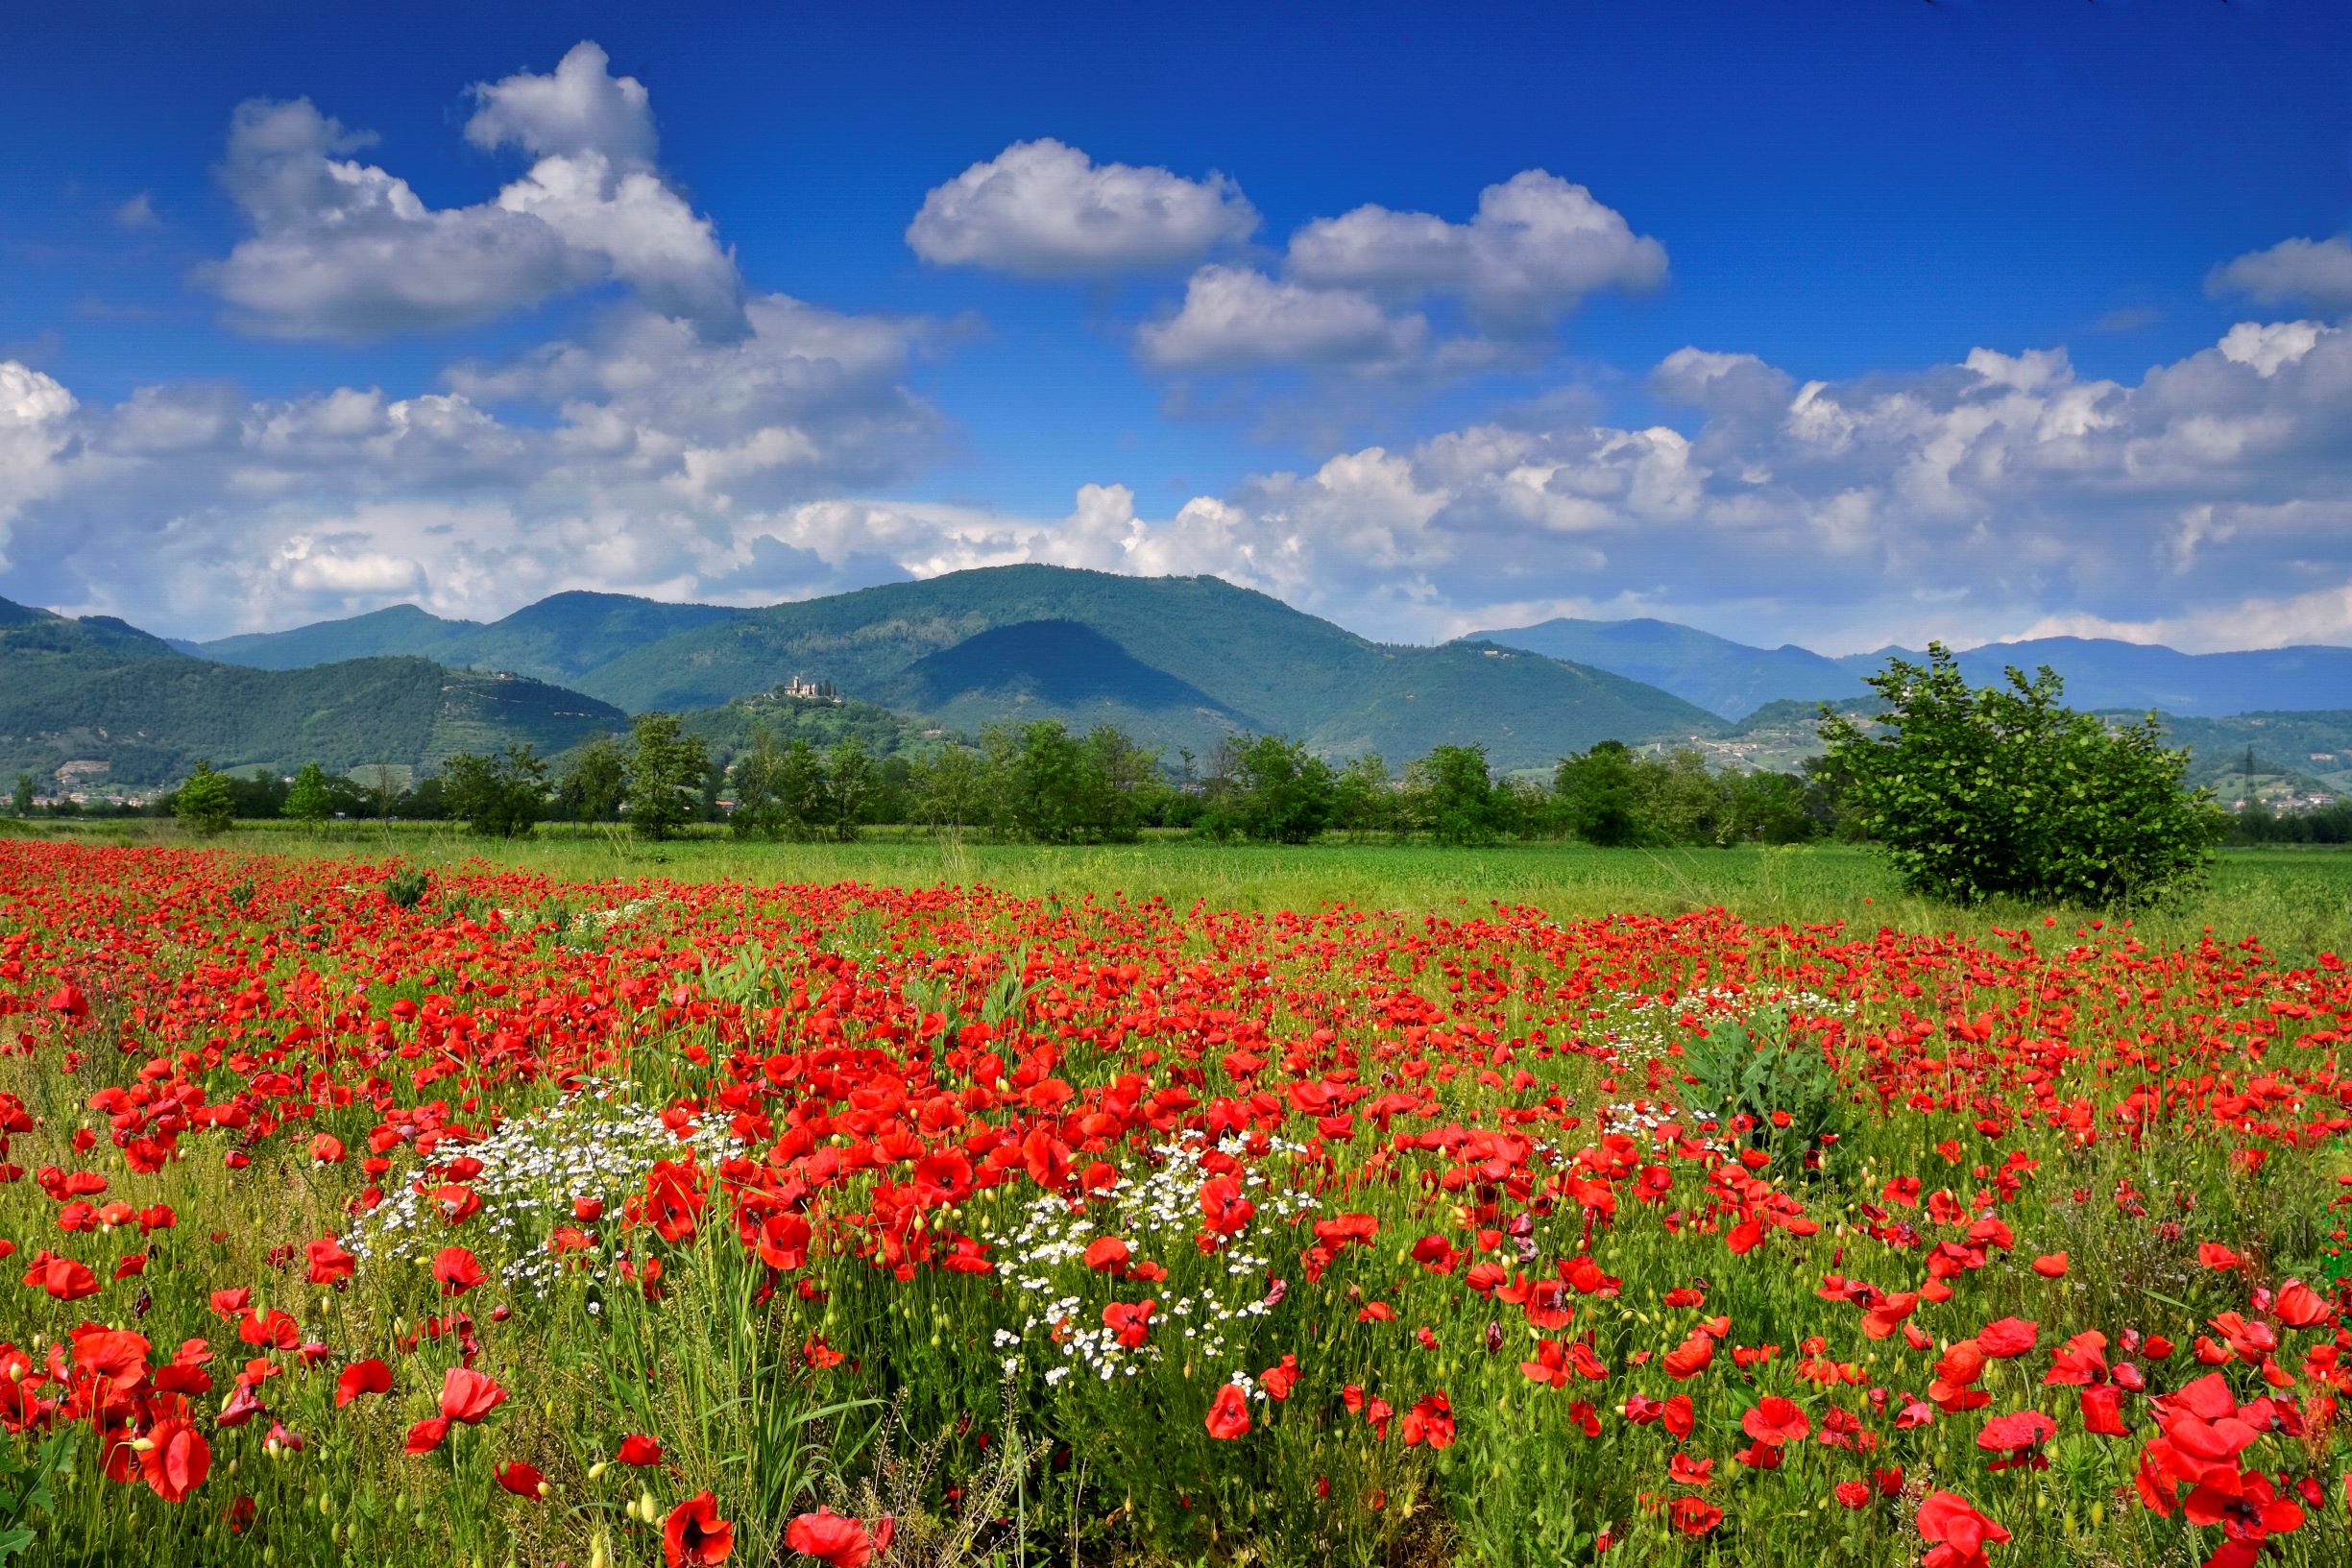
2, 837, 2350, 1567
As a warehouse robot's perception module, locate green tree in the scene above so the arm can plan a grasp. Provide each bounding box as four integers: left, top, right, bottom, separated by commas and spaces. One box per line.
1331, 753, 1395, 840
1638, 748, 1730, 846
1007, 721, 1089, 843
728, 728, 785, 839
1220, 734, 1336, 843
174, 760, 236, 836
441, 745, 548, 837
625, 713, 710, 841
1725, 770, 1818, 845
1078, 726, 1161, 843
826, 736, 877, 841
773, 738, 831, 841
914, 748, 987, 835
870, 755, 915, 826
284, 760, 332, 827
1555, 740, 1659, 847
1407, 744, 1503, 846
9, 773, 32, 817
557, 736, 629, 825
1819, 643, 2225, 905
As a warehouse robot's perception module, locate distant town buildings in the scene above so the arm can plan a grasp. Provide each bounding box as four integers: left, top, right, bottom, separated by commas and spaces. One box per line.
775, 676, 842, 704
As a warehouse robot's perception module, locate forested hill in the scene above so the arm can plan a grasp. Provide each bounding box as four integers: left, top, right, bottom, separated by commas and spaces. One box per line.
192, 565, 1725, 769
197, 592, 740, 684
0, 597, 625, 786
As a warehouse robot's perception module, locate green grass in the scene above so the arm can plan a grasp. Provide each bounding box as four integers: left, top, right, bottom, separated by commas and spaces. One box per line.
15, 817, 2352, 958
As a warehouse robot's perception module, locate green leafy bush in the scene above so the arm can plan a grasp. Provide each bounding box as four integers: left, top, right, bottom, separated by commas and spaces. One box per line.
1679, 1010, 1845, 1173
171, 760, 235, 835
383, 868, 429, 909
1819, 643, 2224, 906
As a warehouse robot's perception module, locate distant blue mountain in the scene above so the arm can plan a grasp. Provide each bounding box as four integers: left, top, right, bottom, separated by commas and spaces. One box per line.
1461, 617, 1865, 719
1468, 617, 2352, 722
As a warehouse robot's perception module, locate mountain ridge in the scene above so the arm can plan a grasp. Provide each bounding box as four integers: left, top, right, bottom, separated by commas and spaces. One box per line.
144, 567, 1729, 771
1469, 615, 2352, 721
0, 597, 626, 787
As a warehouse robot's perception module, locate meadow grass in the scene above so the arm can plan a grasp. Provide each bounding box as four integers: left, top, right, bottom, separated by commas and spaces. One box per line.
21, 817, 2352, 959
3, 827, 2349, 1567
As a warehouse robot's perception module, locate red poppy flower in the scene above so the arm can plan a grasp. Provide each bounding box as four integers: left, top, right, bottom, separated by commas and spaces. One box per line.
1400, 1392, 1454, 1449
335, 1359, 392, 1408
305, 1238, 355, 1286
431, 1246, 487, 1296
1205, 1381, 1251, 1440
1976, 1318, 2037, 1360
1661, 1332, 1714, 1380
617, 1433, 664, 1466
669, 1490, 739, 1567
1740, 1396, 1810, 1446
139, 1418, 210, 1503
1916, 1490, 2010, 1568
1667, 1496, 1723, 1535
1976, 1410, 2056, 1471
438, 1366, 507, 1424
1103, 1298, 1155, 1348
22, 1252, 99, 1301
783, 1508, 884, 1568
2275, 1280, 2334, 1329
496, 1460, 546, 1498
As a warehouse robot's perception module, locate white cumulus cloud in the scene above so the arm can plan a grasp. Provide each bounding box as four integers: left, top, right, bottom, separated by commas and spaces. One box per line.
2208, 234, 2352, 315
199, 42, 744, 342
907, 138, 1257, 277
1285, 171, 1666, 331
1136, 266, 1426, 371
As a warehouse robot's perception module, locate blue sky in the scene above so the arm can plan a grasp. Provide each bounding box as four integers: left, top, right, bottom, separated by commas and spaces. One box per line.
4, 1, 2352, 652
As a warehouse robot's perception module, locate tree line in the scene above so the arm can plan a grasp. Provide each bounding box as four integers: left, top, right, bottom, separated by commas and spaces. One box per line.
82, 713, 1842, 847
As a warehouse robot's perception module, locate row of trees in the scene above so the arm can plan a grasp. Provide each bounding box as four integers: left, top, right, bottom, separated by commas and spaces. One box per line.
2226, 799, 2352, 846
139, 714, 1838, 848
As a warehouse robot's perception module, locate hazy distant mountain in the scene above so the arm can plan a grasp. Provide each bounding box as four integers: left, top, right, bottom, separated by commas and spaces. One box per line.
1471, 616, 2352, 721
1922, 639, 2352, 719
198, 592, 740, 685
1464, 617, 1867, 719
0, 597, 624, 787
187, 566, 1727, 768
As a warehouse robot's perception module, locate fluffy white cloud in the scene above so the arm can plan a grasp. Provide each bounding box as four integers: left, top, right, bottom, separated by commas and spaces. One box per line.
907, 138, 1256, 277
464, 40, 657, 167
0, 280, 947, 633
1135, 266, 1426, 370
1285, 170, 1667, 331
200, 42, 744, 342
1090, 314, 2352, 649
0, 362, 77, 566
21, 310, 2352, 652
1130, 170, 1662, 375
2208, 234, 2352, 315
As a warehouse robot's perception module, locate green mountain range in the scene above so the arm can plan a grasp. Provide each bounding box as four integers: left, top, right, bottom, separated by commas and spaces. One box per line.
196, 592, 742, 683
40, 566, 2347, 797
0, 598, 625, 788
190, 566, 1725, 769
